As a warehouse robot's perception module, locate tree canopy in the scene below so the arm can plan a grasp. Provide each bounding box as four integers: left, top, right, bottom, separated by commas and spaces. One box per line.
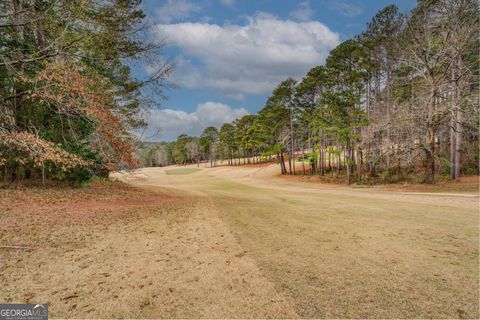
0, 0, 171, 183
143, 0, 478, 185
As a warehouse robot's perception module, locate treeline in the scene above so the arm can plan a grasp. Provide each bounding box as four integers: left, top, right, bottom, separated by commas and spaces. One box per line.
0, 0, 170, 184
137, 128, 222, 168
143, 0, 479, 184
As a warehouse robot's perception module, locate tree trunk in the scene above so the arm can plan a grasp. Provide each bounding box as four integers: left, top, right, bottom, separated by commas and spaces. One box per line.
450, 62, 463, 180
450, 110, 457, 180
301, 144, 305, 176
425, 85, 437, 184
287, 149, 292, 174
347, 148, 352, 185
425, 136, 435, 184
42, 163, 45, 185
386, 70, 391, 173
289, 103, 295, 176
328, 149, 331, 173
279, 151, 287, 174
454, 110, 462, 179
321, 137, 326, 176
356, 147, 362, 183
317, 142, 321, 176
336, 151, 340, 177
10, 163, 18, 183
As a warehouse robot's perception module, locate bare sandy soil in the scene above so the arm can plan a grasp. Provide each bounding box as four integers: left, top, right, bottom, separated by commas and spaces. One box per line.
1, 164, 478, 318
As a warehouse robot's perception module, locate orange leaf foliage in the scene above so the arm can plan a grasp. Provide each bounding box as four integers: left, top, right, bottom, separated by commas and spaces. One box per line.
26, 61, 138, 169
0, 131, 91, 170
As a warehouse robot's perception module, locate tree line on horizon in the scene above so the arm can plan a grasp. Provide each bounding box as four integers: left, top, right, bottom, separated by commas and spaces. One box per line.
140, 0, 479, 184
0, 0, 171, 184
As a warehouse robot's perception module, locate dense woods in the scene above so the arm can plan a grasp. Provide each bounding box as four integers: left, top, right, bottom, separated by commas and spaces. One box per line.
0, 0, 170, 184
144, 0, 479, 184
2, 0, 478, 185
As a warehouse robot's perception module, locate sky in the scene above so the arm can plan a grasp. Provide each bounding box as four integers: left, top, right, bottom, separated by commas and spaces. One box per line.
138, 0, 417, 141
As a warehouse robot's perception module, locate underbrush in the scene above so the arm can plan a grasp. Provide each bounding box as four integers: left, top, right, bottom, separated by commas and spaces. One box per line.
283, 168, 424, 185
0, 174, 117, 190
280, 168, 479, 192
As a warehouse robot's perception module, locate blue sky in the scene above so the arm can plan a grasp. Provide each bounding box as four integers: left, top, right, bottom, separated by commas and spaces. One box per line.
138, 0, 417, 141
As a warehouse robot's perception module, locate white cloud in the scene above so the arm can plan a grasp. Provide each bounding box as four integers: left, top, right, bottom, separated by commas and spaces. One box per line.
330, 1, 363, 17
154, 13, 340, 98
290, 1, 313, 22
139, 102, 249, 141
219, 0, 235, 7
155, 0, 201, 23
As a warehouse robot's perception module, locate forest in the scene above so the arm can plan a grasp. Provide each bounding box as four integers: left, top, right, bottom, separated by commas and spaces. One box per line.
0, 0, 171, 184
1, 0, 478, 186
141, 0, 479, 184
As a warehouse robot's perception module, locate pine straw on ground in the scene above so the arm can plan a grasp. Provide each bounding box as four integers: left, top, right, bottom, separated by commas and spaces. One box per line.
279, 172, 479, 193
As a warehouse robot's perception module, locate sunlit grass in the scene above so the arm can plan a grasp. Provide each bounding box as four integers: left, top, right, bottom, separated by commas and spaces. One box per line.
165, 168, 201, 175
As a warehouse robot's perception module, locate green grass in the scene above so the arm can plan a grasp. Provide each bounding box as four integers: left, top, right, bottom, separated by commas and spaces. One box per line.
209, 179, 262, 192
165, 168, 201, 175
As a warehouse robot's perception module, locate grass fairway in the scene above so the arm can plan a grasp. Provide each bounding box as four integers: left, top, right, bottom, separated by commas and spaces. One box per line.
1, 165, 478, 318
165, 168, 201, 175
211, 183, 478, 318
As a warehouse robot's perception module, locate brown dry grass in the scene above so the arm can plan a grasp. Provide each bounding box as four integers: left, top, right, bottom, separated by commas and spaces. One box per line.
1, 166, 479, 318
120, 166, 479, 318
210, 183, 479, 318
0, 180, 296, 318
